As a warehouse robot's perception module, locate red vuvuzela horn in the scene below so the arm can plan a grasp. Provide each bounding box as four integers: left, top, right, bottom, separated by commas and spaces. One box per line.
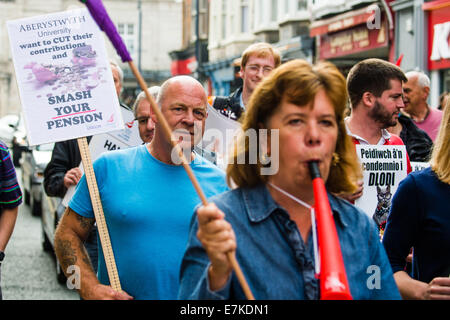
308, 161, 352, 300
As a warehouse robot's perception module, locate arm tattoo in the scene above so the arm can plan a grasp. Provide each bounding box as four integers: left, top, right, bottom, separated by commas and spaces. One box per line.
66, 208, 95, 232
55, 238, 77, 268
75, 213, 95, 231
56, 209, 95, 272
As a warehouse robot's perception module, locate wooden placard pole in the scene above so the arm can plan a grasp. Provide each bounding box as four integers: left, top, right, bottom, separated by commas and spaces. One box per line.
77, 136, 122, 292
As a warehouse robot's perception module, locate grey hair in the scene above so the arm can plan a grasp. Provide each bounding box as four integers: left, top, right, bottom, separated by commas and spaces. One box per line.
406, 70, 430, 88
133, 86, 160, 117
110, 59, 124, 84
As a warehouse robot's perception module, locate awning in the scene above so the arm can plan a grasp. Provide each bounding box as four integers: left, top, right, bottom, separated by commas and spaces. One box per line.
423, 0, 450, 11
310, 4, 379, 37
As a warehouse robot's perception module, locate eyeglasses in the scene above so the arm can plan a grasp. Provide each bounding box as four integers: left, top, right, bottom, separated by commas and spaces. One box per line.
246, 64, 274, 76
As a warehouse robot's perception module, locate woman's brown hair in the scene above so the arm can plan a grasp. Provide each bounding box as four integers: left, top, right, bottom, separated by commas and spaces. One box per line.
227, 59, 362, 194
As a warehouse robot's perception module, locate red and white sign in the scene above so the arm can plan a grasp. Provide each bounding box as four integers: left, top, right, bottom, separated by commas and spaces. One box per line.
319, 19, 388, 60
171, 56, 197, 76
424, 0, 450, 70
310, 5, 375, 37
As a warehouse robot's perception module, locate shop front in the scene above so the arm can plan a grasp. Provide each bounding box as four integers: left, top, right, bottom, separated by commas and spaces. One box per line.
310, 3, 395, 74
424, 0, 450, 108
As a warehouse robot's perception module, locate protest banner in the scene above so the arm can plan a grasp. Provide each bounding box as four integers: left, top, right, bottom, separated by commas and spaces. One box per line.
7, 8, 124, 146
62, 107, 142, 207
87, 106, 142, 158
201, 104, 240, 170
355, 145, 408, 226
411, 161, 431, 172
8, 7, 126, 291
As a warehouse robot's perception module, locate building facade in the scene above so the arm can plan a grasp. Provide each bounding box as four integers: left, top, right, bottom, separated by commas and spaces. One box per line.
169, 0, 209, 82
203, 0, 314, 96
309, 0, 396, 75
392, 0, 449, 108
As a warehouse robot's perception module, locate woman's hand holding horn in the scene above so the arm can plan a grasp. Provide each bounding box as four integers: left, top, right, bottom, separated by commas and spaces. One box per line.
197, 203, 237, 291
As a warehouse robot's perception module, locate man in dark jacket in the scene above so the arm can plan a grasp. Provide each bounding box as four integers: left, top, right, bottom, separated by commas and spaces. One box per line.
396, 113, 433, 162
388, 109, 433, 163
211, 42, 281, 121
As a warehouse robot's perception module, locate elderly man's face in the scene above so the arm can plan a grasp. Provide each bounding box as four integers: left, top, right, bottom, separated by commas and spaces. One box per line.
156, 80, 208, 151
135, 98, 155, 143
111, 66, 122, 98
403, 76, 427, 112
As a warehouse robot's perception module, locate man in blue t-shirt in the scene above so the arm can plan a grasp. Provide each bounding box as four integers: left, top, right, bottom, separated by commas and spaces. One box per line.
54, 76, 228, 300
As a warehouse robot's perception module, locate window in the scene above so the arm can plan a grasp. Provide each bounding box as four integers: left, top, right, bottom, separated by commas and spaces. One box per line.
241, 1, 249, 33
230, 14, 235, 35
191, 1, 197, 40
221, 0, 227, 40
127, 24, 134, 35
118, 23, 136, 56
298, 0, 307, 10
271, 0, 278, 22
118, 23, 124, 34
191, 0, 209, 37
257, 0, 263, 26
126, 39, 134, 54
199, 0, 208, 38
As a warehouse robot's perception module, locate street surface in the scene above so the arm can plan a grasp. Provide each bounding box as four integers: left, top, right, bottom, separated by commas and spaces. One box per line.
1, 169, 78, 300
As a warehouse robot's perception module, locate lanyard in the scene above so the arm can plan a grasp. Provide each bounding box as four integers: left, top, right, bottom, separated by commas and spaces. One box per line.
268, 183, 321, 276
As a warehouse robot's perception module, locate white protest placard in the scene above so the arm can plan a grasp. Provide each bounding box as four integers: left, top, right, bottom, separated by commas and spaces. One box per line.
7, 8, 124, 146
355, 145, 408, 225
88, 106, 142, 159
411, 161, 431, 172
62, 107, 142, 207
201, 104, 240, 170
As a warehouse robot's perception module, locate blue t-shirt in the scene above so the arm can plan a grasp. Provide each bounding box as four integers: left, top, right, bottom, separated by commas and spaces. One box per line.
69, 144, 228, 299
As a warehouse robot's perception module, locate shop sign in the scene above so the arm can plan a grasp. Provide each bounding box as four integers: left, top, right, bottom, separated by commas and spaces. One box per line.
319, 19, 388, 60
425, 2, 450, 70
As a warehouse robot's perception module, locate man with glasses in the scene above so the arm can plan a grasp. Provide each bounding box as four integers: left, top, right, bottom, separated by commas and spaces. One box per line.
211, 42, 281, 121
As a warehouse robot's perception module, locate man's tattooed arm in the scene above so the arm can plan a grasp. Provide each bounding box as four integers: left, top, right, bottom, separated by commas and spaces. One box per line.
54, 207, 98, 296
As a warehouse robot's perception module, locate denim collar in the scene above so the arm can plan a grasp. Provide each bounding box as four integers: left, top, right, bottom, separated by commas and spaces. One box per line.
242, 184, 348, 228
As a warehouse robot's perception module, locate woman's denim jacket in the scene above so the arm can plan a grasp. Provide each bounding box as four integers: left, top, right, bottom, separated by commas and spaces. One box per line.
178, 184, 401, 300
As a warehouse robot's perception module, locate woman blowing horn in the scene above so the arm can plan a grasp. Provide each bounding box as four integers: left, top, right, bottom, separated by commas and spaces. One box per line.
178, 59, 401, 300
